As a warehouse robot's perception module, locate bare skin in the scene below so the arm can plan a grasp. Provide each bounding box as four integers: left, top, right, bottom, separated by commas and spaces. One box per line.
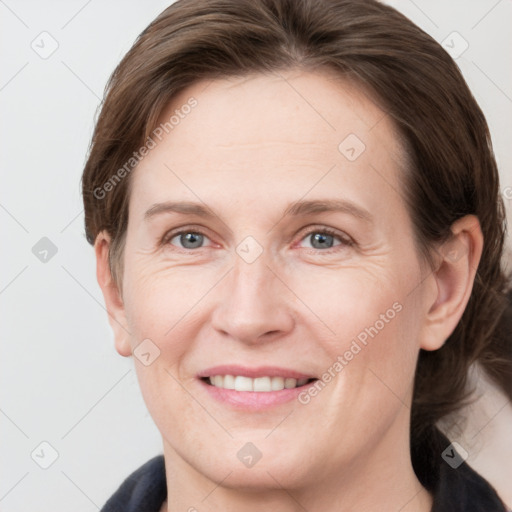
96, 69, 483, 512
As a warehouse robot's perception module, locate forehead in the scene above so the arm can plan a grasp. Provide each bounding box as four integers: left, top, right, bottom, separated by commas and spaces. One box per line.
130, 69, 407, 219
158, 68, 399, 151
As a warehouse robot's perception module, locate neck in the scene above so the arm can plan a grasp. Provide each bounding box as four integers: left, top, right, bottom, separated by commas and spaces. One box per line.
160, 414, 433, 512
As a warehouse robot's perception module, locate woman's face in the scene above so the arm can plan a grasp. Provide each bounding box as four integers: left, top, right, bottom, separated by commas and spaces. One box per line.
115, 69, 435, 489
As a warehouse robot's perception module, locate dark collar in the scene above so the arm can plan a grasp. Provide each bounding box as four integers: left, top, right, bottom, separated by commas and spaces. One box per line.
100, 448, 507, 512
412, 428, 507, 512
100, 455, 167, 512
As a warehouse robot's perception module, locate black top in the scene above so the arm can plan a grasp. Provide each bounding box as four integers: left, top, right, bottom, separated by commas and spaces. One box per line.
100, 444, 509, 511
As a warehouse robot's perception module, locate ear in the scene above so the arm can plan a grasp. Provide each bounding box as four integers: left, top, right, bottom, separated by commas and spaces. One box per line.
94, 231, 132, 357
419, 215, 484, 351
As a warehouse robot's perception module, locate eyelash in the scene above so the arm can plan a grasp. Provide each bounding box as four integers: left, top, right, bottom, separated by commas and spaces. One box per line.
162, 225, 354, 254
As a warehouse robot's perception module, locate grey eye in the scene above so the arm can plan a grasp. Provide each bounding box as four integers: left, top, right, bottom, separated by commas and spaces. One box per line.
171, 232, 205, 249
297, 228, 347, 252
309, 232, 335, 249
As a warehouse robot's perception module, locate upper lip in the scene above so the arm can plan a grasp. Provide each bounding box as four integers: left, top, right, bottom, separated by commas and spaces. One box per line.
197, 365, 316, 380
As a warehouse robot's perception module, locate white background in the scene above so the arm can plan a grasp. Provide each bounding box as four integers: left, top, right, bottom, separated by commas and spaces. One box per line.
1, 1, 511, 510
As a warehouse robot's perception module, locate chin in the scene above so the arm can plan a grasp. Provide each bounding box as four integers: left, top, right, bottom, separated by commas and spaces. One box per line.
220, 466, 305, 491
203, 444, 315, 491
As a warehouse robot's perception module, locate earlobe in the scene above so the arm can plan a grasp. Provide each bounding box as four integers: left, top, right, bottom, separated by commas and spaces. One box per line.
419, 215, 483, 352
94, 231, 132, 357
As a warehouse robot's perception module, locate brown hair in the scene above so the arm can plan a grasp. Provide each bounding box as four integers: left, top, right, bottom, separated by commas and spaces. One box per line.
81, 0, 512, 486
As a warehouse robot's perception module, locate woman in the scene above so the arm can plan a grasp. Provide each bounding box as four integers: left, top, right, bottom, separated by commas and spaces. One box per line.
81, 0, 511, 510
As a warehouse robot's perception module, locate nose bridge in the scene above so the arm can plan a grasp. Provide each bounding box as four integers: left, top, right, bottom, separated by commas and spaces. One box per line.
211, 240, 294, 343
233, 241, 275, 298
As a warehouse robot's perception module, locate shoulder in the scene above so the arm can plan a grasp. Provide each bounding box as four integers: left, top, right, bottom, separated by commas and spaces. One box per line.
100, 455, 167, 512
413, 428, 508, 511
432, 459, 508, 511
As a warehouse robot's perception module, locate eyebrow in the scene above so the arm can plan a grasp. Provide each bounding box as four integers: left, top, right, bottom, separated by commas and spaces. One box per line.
144, 199, 373, 224
283, 199, 373, 223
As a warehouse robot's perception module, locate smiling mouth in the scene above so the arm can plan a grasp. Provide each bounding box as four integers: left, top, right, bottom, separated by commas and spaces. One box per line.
202, 375, 317, 392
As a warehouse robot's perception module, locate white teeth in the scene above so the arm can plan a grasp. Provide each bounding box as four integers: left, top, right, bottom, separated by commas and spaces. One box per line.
207, 375, 311, 391
234, 376, 253, 391
271, 376, 284, 391
284, 378, 296, 389
223, 374, 235, 389
253, 377, 271, 391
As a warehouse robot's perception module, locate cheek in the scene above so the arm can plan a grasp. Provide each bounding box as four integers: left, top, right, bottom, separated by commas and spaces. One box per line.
122, 266, 208, 440
120, 263, 228, 433
122, 262, 214, 351
333, 279, 424, 418
290, 260, 415, 348
300, 258, 423, 402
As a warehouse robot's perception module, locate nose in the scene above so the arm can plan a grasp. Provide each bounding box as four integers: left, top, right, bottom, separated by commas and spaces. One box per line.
210, 250, 295, 345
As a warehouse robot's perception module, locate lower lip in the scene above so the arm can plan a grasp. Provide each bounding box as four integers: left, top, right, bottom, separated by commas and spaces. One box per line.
199, 379, 313, 410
